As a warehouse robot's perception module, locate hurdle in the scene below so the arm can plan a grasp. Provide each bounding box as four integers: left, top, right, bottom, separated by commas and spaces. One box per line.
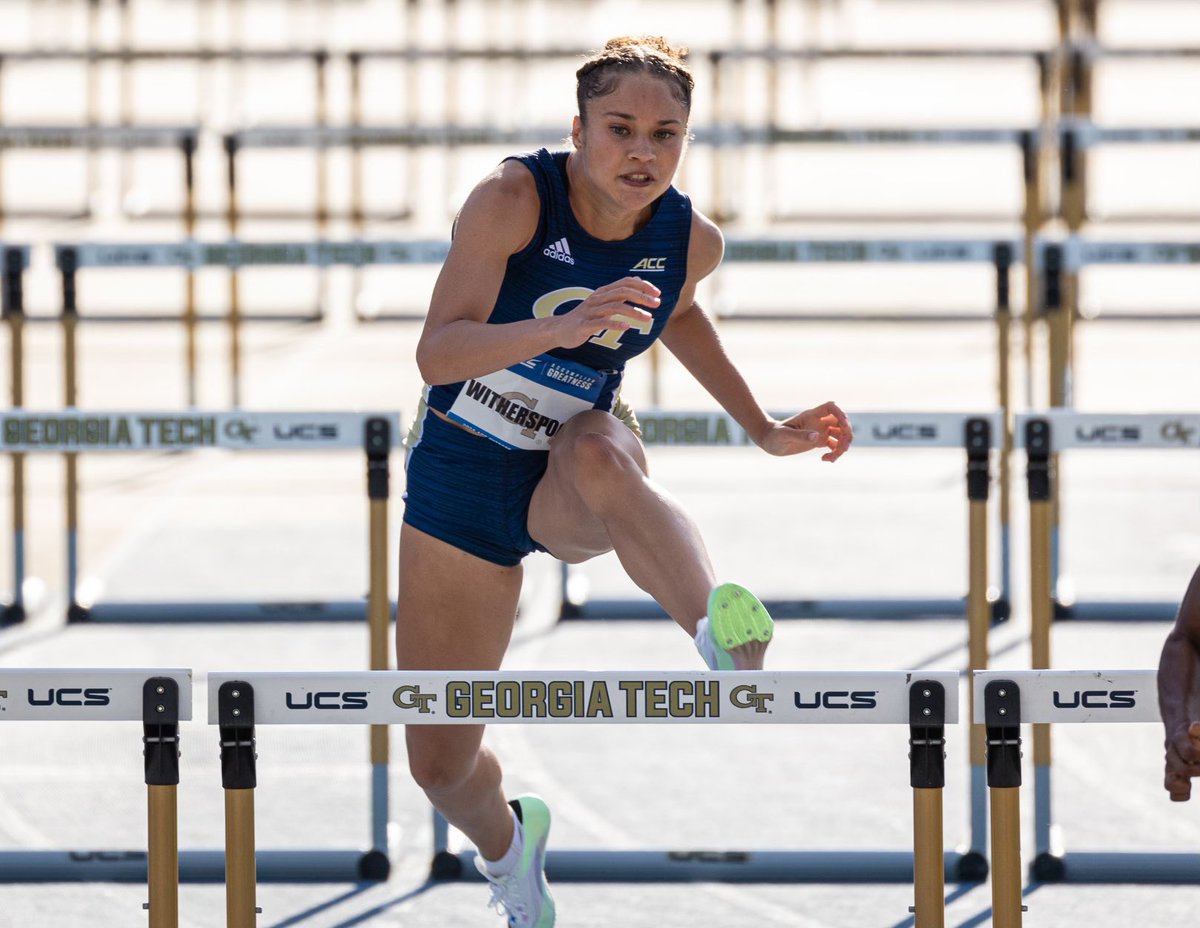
562, 409, 1007, 622
52, 239, 447, 409
1019, 409, 1200, 623
0, 408, 398, 628
1, 243, 31, 626
1040, 237, 1200, 415
0, 126, 197, 225
974, 669, 1197, 893
1018, 413, 1200, 881
209, 669, 958, 922
0, 669, 190, 912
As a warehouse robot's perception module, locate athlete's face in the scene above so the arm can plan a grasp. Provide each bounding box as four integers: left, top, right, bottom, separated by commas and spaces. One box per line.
571, 72, 689, 211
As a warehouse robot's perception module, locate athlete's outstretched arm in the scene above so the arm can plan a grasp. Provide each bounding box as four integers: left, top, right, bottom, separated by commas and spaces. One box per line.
416, 161, 659, 386
659, 211, 853, 461
1158, 565, 1200, 800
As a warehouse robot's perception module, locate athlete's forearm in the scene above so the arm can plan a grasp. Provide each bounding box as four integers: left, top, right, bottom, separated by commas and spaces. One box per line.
661, 305, 774, 443
417, 316, 564, 386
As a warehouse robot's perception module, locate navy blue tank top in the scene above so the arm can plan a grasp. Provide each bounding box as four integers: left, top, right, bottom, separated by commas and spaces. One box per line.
426, 148, 693, 418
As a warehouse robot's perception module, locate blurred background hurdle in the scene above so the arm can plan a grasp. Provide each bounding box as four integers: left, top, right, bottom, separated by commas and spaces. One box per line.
1, 408, 398, 626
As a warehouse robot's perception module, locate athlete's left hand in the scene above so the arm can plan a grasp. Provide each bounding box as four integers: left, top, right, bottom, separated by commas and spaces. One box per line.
758, 401, 853, 462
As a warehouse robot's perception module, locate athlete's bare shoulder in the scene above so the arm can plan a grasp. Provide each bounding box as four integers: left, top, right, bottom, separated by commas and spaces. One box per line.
685, 207, 725, 283
453, 158, 541, 255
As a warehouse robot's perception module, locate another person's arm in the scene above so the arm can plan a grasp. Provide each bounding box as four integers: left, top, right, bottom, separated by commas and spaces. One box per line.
416, 161, 660, 386
659, 211, 852, 460
1157, 565, 1200, 800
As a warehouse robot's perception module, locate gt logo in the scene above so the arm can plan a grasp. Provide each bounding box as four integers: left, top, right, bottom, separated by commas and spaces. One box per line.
730, 684, 774, 713
531, 286, 654, 351
393, 685, 437, 714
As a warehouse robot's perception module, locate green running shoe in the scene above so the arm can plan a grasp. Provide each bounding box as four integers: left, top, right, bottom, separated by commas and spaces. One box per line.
699, 582, 775, 671
475, 795, 556, 927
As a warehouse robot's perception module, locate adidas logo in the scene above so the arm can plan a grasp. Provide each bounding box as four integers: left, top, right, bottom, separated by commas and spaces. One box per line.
543, 237, 575, 265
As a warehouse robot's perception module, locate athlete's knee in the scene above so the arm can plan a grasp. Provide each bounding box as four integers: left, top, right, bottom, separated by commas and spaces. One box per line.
406, 735, 476, 795
567, 429, 643, 500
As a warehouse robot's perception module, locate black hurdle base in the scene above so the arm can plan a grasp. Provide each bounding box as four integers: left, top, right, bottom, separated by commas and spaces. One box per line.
69, 599, 396, 624
1052, 600, 1179, 622
1032, 850, 1200, 884
432, 848, 983, 884
0, 848, 390, 883
561, 596, 1007, 623
0, 602, 27, 626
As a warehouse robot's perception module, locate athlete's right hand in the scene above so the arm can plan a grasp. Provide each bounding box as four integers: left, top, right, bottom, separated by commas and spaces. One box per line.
1164, 720, 1200, 800
555, 277, 660, 349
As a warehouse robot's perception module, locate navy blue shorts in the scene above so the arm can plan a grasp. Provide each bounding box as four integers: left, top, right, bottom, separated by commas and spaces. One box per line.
402, 410, 550, 567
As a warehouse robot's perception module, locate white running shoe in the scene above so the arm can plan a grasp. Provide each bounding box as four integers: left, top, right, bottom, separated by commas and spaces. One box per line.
475, 795, 556, 927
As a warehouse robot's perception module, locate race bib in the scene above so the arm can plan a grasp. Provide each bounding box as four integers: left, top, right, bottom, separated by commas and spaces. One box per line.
447, 354, 605, 450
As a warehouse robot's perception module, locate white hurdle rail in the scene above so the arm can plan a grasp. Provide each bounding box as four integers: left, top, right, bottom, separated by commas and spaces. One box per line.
973, 670, 1191, 925
0, 668, 191, 926
208, 670, 958, 927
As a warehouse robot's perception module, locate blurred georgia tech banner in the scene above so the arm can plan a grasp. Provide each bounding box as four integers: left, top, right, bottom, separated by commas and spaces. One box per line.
1, 410, 403, 452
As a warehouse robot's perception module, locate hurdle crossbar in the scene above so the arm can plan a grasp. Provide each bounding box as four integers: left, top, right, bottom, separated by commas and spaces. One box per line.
974, 670, 1200, 886
208, 670, 960, 916
2, 244, 32, 626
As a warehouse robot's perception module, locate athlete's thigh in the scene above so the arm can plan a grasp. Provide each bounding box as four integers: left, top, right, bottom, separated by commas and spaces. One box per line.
395, 521, 523, 672
527, 410, 648, 563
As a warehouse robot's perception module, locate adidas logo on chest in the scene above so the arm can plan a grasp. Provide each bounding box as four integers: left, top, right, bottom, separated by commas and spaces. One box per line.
542, 237, 575, 265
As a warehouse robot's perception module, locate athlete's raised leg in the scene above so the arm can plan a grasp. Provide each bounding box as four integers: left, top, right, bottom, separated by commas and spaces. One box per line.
527, 410, 770, 668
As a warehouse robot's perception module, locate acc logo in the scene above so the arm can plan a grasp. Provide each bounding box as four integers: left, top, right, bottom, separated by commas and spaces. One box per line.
1052, 689, 1136, 710
1075, 425, 1140, 443
871, 424, 937, 441
794, 690, 878, 710
393, 685, 437, 714
631, 257, 667, 272
27, 687, 111, 707
285, 691, 368, 710
729, 684, 774, 713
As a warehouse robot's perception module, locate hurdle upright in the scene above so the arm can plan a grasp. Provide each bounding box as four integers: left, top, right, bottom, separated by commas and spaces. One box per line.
1, 243, 31, 625
209, 669, 958, 925
0, 668, 190, 922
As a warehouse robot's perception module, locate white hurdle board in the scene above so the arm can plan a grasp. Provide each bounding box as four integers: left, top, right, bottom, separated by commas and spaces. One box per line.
973, 670, 1159, 724
208, 670, 959, 725
0, 669, 192, 721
